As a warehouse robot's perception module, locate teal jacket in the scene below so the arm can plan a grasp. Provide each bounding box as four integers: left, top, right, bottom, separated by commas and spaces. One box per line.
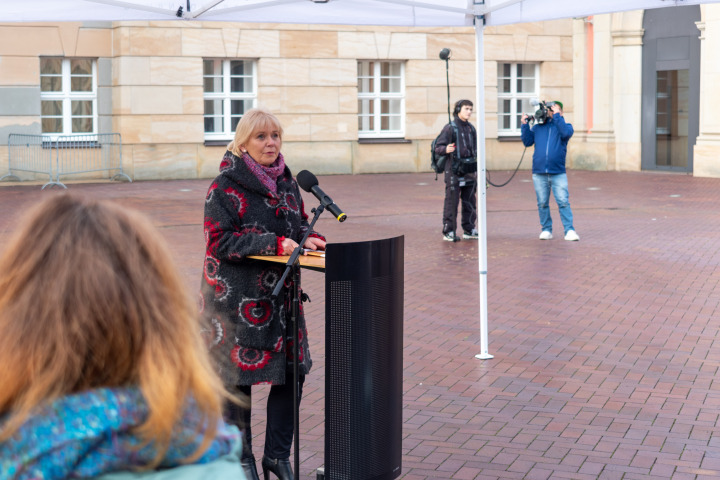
96, 439, 246, 480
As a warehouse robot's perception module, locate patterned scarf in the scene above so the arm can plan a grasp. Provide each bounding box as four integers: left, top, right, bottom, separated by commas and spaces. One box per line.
242, 152, 286, 195
0, 387, 240, 480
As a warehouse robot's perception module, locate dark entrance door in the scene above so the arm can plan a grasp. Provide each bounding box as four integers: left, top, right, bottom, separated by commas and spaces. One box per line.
641, 6, 700, 173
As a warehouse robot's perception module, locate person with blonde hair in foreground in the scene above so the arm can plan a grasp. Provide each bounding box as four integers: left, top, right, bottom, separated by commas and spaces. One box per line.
0, 194, 247, 480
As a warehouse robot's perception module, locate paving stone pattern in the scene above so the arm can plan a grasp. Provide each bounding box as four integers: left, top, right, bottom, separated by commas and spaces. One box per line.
1, 170, 719, 479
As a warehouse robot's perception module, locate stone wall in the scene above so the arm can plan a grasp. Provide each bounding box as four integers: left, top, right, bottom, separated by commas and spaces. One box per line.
0, 20, 576, 180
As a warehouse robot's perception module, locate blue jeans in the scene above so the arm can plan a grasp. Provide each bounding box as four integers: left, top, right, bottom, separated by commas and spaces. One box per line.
532, 173, 574, 234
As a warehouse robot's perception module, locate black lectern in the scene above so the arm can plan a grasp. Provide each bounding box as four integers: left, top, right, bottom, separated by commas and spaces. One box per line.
322, 236, 404, 480
252, 235, 404, 480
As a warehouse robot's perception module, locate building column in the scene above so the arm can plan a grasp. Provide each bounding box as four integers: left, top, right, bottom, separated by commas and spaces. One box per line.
611, 11, 644, 171
572, 18, 589, 134
693, 5, 720, 178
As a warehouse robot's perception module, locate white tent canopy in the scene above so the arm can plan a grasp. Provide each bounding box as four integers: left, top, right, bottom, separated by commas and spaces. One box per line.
3, 0, 714, 26
4, 0, 719, 358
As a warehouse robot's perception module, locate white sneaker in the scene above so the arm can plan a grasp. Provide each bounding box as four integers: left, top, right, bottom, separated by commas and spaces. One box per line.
463, 229, 479, 240
564, 230, 579, 241
539, 231, 553, 240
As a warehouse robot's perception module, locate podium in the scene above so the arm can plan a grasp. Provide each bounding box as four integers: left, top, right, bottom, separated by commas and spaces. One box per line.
249, 235, 404, 480
323, 236, 404, 480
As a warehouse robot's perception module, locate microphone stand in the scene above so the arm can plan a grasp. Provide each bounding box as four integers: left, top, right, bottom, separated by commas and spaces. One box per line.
271, 203, 325, 480
443, 55, 451, 125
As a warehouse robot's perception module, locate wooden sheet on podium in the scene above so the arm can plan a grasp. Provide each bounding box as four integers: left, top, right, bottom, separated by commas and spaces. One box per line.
247, 254, 325, 272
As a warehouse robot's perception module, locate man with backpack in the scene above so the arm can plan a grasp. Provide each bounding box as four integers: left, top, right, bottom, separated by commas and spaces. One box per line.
433, 99, 478, 242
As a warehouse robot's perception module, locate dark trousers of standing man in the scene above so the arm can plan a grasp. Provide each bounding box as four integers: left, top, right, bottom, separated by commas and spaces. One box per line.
225, 370, 305, 461
443, 162, 477, 236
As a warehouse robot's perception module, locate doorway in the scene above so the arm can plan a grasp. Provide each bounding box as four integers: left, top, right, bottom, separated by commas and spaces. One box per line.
641, 6, 700, 173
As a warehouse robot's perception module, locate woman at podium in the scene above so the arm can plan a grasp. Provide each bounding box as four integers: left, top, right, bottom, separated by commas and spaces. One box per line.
200, 108, 326, 480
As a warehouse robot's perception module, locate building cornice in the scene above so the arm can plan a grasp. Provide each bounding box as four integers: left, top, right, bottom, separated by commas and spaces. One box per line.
611, 29, 644, 47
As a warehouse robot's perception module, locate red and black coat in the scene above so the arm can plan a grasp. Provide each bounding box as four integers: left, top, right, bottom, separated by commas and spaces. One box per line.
200, 151, 323, 387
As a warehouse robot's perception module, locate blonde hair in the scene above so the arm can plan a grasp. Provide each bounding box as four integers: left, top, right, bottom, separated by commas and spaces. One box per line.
227, 107, 284, 157
0, 194, 234, 467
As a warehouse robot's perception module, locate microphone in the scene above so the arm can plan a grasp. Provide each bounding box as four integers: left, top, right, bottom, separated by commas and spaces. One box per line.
296, 170, 347, 222
530, 99, 555, 107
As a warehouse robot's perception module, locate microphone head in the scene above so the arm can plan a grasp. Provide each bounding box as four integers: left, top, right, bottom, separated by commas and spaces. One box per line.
530, 98, 540, 106
296, 170, 318, 192
439, 48, 451, 60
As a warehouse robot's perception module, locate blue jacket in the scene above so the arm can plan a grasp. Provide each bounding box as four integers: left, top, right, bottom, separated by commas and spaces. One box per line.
520, 114, 574, 174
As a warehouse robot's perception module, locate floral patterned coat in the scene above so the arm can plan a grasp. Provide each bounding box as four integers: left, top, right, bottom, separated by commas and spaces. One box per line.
200, 151, 323, 387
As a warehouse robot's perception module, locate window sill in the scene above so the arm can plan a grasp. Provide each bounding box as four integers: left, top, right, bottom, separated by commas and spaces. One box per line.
358, 138, 411, 144
42, 141, 101, 149
204, 140, 230, 147
497, 136, 522, 142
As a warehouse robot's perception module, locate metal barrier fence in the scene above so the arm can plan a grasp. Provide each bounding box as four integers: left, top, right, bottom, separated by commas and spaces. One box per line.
1, 133, 132, 189
1, 134, 54, 188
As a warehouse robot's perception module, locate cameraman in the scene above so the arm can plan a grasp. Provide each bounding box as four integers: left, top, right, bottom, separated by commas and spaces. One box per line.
521, 100, 579, 241
434, 99, 478, 242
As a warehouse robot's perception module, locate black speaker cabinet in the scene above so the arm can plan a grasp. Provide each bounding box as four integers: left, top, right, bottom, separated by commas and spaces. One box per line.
323, 236, 404, 480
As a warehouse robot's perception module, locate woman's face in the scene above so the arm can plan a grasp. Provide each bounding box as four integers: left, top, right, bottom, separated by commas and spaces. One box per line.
241, 125, 282, 166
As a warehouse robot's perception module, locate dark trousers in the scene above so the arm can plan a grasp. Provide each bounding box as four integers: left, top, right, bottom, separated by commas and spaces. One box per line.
443, 166, 477, 235
225, 371, 305, 460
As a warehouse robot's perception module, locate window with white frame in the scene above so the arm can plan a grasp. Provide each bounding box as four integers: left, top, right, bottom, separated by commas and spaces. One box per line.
40, 58, 97, 136
357, 61, 405, 138
497, 63, 539, 135
203, 59, 256, 141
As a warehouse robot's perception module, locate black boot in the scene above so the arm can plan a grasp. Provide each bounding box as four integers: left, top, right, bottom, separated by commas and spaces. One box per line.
241, 455, 260, 480
261, 456, 293, 480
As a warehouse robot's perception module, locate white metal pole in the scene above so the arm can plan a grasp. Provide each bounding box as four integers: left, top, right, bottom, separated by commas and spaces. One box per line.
474, 14, 493, 360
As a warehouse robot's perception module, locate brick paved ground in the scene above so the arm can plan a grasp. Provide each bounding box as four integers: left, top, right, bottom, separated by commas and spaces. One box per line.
1, 169, 720, 479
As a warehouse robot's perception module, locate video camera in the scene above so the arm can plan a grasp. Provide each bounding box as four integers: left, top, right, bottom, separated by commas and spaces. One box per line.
528, 99, 556, 125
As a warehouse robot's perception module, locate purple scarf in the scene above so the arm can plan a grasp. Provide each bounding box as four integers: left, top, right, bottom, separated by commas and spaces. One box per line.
242, 152, 286, 195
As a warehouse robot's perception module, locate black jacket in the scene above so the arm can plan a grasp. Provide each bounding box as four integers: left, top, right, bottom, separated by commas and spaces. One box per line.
200, 151, 323, 386
434, 117, 477, 161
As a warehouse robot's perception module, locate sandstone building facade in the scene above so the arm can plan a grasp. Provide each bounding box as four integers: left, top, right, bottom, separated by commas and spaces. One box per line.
0, 5, 718, 181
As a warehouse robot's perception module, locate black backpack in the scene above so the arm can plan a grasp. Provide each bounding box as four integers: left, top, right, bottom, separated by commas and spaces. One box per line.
430, 121, 459, 180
